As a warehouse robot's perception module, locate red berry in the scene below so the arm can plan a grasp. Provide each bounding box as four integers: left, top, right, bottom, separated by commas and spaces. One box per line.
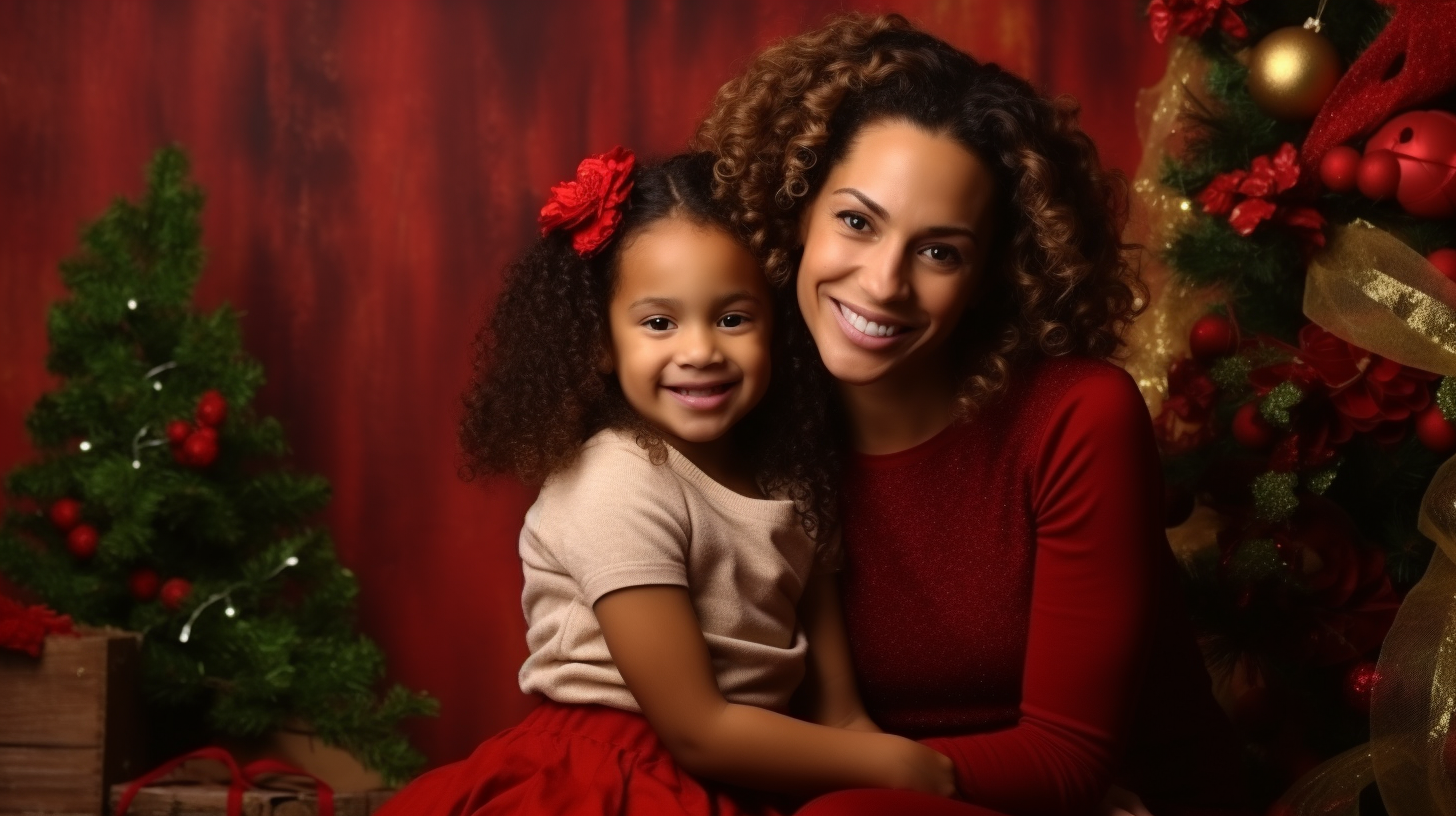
1428, 248, 1456, 283
166, 420, 192, 445
1357, 149, 1401, 201
159, 578, 192, 612
183, 431, 219, 467
1343, 661, 1380, 716
1233, 403, 1276, 450
1318, 146, 1361, 192
66, 524, 99, 559
49, 498, 82, 531
1417, 404, 1456, 454
1189, 314, 1237, 362
196, 390, 228, 427
128, 568, 160, 602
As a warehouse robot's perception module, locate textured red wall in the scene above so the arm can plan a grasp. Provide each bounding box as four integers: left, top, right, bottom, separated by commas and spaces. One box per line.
0, 1, 1165, 767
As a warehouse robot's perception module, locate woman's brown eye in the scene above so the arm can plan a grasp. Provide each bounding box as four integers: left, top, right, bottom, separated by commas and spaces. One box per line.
841, 213, 869, 231
925, 245, 960, 263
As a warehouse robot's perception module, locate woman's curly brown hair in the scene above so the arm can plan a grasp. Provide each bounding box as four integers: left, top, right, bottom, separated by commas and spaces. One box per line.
459, 152, 839, 539
693, 13, 1146, 415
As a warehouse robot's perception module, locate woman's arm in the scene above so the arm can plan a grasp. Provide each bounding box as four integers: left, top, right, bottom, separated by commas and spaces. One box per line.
795, 573, 881, 733
594, 584, 953, 798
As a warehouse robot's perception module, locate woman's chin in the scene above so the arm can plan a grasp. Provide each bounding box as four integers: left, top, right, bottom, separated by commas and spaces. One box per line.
818, 344, 898, 386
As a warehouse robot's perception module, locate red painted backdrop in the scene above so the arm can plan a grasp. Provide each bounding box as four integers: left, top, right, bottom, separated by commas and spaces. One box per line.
0, 1, 1165, 768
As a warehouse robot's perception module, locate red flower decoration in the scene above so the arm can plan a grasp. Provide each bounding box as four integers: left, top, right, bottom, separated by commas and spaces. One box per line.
0, 593, 74, 657
1154, 358, 1220, 453
538, 146, 636, 256
1148, 0, 1249, 44
1197, 143, 1326, 247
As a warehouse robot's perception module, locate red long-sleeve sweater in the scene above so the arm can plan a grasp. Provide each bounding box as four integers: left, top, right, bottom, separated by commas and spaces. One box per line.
839, 357, 1250, 816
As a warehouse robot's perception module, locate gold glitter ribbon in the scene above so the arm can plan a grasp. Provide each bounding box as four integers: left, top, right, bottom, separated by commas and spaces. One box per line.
1279, 223, 1456, 815
1304, 220, 1456, 377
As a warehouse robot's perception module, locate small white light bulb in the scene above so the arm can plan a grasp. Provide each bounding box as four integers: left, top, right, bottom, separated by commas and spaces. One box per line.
224, 605, 237, 618
285, 556, 299, 567
132, 460, 141, 469
79, 441, 92, 451
1179, 199, 1191, 212
127, 298, 138, 310
179, 626, 191, 643
153, 381, 163, 391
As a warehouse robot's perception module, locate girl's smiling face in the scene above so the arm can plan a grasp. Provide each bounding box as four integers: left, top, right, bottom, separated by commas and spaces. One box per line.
608, 217, 772, 451
796, 121, 998, 386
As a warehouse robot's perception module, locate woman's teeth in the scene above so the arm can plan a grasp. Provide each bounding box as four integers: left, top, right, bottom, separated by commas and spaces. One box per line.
839, 302, 903, 337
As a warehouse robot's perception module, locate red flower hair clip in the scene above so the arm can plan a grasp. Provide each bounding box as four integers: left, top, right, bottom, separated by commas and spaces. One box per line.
538, 146, 636, 257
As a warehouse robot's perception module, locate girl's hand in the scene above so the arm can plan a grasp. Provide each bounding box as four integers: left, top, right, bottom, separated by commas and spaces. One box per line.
888, 740, 958, 798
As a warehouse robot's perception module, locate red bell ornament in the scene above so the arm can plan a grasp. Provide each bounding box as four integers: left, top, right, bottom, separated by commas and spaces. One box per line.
196, 390, 228, 427
1233, 403, 1276, 450
49, 498, 82, 531
1189, 314, 1237, 362
66, 524, 99, 560
1361, 110, 1456, 218
159, 578, 192, 612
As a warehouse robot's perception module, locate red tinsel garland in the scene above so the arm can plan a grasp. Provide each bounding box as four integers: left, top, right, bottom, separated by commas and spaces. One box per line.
0, 593, 75, 657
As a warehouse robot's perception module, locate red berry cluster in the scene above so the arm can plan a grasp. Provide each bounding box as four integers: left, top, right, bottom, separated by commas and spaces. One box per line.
49, 499, 193, 611
48, 497, 97, 560
168, 390, 228, 467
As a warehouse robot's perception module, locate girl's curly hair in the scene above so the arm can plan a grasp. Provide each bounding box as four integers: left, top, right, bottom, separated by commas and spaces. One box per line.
460, 152, 839, 538
693, 13, 1145, 415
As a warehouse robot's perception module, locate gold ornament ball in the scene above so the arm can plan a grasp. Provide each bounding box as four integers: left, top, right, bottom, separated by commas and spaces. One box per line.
1246, 26, 1342, 121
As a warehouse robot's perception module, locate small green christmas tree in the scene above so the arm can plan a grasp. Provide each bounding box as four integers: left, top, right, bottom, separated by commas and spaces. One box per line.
0, 146, 435, 784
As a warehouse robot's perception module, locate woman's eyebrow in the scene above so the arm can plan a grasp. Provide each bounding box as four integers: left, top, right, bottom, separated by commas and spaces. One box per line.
832, 187, 889, 220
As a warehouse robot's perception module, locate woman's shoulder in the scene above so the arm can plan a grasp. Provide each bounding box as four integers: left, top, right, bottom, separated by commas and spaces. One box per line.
1002, 356, 1151, 458
1021, 355, 1141, 406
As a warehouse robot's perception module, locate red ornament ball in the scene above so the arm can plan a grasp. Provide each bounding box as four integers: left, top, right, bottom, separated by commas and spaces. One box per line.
159, 578, 192, 612
128, 568, 160, 602
66, 524, 99, 560
1318, 146, 1361, 192
1233, 403, 1276, 450
166, 420, 192, 444
181, 430, 219, 467
1343, 661, 1380, 716
196, 390, 228, 427
1417, 404, 1456, 454
1357, 149, 1402, 201
1189, 314, 1237, 362
48, 498, 82, 531
1428, 248, 1456, 283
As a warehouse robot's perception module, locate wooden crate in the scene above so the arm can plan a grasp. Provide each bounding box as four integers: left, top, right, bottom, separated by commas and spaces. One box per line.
0, 630, 144, 816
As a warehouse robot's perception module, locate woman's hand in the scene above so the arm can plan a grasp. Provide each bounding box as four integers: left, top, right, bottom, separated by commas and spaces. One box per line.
1100, 784, 1153, 816
889, 740, 958, 798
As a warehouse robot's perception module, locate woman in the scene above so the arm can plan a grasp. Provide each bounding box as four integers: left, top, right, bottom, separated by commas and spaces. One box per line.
694, 14, 1251, 816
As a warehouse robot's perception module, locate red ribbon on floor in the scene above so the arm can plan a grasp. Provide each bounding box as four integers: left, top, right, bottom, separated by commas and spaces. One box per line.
113, 746, 335, 816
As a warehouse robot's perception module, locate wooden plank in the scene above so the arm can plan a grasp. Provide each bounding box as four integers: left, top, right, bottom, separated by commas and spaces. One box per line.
0, 635, 106, 747
0, 745, 101, 814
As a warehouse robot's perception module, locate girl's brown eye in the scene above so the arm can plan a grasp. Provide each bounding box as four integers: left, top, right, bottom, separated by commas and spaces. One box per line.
719, 314, 745, 328
645, 317, 673, 331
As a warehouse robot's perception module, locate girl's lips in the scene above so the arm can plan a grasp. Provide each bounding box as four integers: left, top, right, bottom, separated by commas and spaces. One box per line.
664, 382, 736, 410
829, 298, 914, 351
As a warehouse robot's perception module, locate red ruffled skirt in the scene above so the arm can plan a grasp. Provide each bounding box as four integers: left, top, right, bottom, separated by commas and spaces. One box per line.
378, 700, 797, 816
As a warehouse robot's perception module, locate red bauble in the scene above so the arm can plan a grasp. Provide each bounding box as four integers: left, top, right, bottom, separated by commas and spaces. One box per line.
48, 498, 82, 531
166, 419, 192, 444
196, 390, 228, 427
1363, 110, 1456, 219
66, 524, 98, 560
1233, 403, 1276, 450
1417, 404, 1456, 454
1356, 149, 1402, 201
128, 568, 160, 602
181, 431, 219, 467
1318, 146, 1361, 192
1429, 248, 1456, 283
1189, 314, 1237, 362
159, 578, 192, 612
1343, 661, 1380, 716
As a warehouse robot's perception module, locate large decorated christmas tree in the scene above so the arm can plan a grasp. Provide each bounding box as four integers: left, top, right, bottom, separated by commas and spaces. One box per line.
1134, 0, 1456, 811
0, 147, 435, 785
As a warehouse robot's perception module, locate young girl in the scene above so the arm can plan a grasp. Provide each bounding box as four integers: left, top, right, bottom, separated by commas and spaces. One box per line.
377, 151, 959, 815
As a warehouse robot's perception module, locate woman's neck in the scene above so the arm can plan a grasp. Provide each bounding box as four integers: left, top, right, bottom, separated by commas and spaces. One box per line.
839, 353, 960, 455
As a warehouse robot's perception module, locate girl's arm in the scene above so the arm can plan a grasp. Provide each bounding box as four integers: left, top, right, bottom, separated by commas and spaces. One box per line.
795, 572, 881, 734
594, 584, 955, 798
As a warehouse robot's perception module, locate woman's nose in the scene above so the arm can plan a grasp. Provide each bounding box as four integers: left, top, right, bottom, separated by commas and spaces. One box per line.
858, 242, 912, 303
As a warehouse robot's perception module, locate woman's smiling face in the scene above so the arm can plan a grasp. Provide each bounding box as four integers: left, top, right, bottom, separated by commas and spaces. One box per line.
796, 121, 998, 386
